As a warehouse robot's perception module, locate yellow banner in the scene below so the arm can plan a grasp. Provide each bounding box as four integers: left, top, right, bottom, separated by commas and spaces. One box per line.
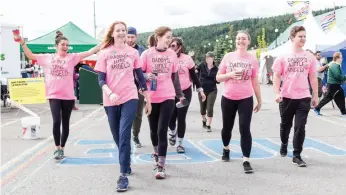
8, 78, 46, 104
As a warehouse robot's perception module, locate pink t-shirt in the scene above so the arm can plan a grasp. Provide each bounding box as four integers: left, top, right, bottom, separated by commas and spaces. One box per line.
35, 53, 81, 100
272, 50, 317, 99
141, 47, 178, 103
218, 52, 259, 100
177, 53, 195, 90
94, 45, 140, 106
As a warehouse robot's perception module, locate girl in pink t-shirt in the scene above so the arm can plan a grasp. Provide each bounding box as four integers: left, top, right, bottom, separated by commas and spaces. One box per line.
94, 21, 151, 192
17, 31, 100, 161
167, 37, 206, 153
216, 30, 262, 174
141, 27, 185, 180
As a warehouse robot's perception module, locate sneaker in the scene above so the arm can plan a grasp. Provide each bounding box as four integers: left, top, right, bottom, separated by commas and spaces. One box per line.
222, 149, 230, 162
60, 150, 65, 159
133, 136, 142, 148
292, 156, 307, 167
116, 176, 129, 192
53, 149, 61, 160
152, 153, 159, 165
280, 143, 288, 157
202, 119, 207, 128
243, 161, 254, 173
314, 109, 322, 116
154, 165, 166, 179
127, 166, 132, 175
206, 126, 211, 132
169, 132, 176, 146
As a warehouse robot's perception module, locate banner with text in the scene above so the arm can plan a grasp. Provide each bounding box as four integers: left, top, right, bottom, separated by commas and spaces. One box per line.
8, 78, 46, 104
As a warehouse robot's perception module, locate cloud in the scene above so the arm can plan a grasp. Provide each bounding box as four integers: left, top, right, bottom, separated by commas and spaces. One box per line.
164, 6, 191, 16
209, 1, 249, 21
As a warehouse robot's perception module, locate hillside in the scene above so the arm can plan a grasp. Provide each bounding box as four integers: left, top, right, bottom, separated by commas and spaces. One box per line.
136, 7, 341, 64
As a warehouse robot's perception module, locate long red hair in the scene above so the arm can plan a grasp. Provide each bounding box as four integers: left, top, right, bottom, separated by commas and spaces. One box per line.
101, 21, 128, 50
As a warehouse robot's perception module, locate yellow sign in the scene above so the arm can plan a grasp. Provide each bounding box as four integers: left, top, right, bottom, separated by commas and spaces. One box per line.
8, 78, 46, 104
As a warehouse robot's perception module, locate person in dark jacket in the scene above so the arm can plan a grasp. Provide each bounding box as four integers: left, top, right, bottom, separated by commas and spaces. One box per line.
314, 52, 346, 116
196, 51, 219, 132
127, 27, 146, 148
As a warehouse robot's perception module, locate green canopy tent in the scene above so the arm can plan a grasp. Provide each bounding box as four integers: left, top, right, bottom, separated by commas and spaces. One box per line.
21, 22, 99, 53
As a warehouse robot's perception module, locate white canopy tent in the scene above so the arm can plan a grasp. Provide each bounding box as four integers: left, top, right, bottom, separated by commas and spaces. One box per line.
259, 11, 332, 83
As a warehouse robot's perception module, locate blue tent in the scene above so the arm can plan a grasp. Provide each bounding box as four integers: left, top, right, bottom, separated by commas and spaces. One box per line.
320, 40, 346, 57
341, 49, 346, 96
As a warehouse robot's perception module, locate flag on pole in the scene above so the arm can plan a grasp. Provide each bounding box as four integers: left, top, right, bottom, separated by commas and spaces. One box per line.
321, 10, 336, 31
287, 1, 309, 7
293, 4, 310, 21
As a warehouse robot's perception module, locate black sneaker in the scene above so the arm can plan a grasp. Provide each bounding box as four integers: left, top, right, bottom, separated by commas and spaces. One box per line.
222, 149, 230, 162
133, 136, 142, 148
243, 161, 254, 173
280, 143, 288, 157
202, 119, 207, 128
292, 156, 307, 167
206, 126, 211, 132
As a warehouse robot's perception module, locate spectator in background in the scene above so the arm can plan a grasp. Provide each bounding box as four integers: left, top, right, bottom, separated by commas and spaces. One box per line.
196, 52, 219, 132
314, 52, 346, 116
126, 26, 146, 148
25, 60, 34, 78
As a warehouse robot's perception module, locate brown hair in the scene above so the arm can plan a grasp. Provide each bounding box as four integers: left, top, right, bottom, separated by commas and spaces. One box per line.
171, 37, 184, 57
101, 21, 127, 50
154, 26, 172, 41
147, 34, 156, 47
55, 31, 68, 45
236, 30, 251, 42
290, 26, 305, 39
333, 52, 342, 62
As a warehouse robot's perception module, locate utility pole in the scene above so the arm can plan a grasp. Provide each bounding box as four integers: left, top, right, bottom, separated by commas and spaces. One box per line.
93, 1, 96, 38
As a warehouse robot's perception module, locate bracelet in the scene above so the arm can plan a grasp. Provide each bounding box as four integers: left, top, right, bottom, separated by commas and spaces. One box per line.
21, 42, 25, 46
109, 93, 113, 97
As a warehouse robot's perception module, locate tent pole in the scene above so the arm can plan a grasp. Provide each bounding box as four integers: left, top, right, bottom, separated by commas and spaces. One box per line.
93, 1, 96, 38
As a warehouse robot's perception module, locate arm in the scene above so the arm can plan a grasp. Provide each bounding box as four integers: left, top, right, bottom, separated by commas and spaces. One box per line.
97, 72, 112, 96
134, 68, 151, 103
172, 72, 184, 99
20, 40, 37, 61
188, 67, 201, 89
309, 73, 318, 98
335, 66, 346, 81
273, 72, 281, 95
252, 75, 262, 105
134, 68, 148, 91
77, 44, 102, 60
317, 64, 328, 73
216, 72, 232, 82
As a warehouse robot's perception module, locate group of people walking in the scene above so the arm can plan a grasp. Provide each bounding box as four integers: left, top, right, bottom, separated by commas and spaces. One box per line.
14, 22, 345, 192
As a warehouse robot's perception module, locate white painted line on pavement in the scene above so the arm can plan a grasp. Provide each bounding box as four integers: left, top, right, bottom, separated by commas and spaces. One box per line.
8, 116, 107, 193
0, 106, 103, 171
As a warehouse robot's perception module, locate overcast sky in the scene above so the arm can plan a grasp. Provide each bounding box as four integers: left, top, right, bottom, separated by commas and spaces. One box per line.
0, 0, 345, 40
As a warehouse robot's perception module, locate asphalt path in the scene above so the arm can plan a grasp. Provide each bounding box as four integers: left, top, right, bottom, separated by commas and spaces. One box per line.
1, 84, 346, 195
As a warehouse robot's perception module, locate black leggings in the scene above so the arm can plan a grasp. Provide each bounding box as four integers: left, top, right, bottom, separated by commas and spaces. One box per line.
49, 99, 75, 147
221, 96, 253, 158
169, 87, 192, 138
148, 100, 175, 157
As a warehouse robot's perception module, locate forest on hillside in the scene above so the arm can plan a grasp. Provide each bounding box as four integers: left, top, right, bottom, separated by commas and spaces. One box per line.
136, 7, 342, 64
